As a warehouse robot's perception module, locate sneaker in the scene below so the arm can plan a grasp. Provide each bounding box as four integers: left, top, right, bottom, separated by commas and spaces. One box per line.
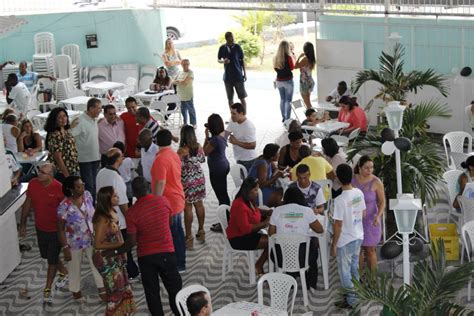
19, 244, 31, 251
55, 273, 68, 289
43, 288, 53, 305
178, 267, 186, 273
128, 275, 141, 284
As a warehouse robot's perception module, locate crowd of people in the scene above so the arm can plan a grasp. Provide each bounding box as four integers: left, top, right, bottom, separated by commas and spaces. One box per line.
2, 31, 379, 315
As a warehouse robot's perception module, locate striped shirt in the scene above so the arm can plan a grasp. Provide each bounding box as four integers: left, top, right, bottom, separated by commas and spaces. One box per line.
17, 71, 38, 92
143, 118, 160, 142
126, 194, 174, 257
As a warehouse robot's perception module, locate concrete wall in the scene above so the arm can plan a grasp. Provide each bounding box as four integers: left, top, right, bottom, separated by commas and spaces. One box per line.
0, 9, 166, 67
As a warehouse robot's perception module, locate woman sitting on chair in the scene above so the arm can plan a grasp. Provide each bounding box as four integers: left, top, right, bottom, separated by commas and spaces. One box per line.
226, 177, 269, 276
248, 143, 284, 207
150, 67, 172, 92
337, 96, 367, 136
17, 119, 42, 156
454, 155, 474, 210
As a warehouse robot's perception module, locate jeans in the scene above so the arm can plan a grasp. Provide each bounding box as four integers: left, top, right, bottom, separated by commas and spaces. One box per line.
276, 79, 294, 122
79, 161, 100, 200
138, 252, 182, 316
181, 99, 197, 125
336, 239, 363, 306
171, 213, 186, 271
209, 166, 230, 205
121, 229, 140, 279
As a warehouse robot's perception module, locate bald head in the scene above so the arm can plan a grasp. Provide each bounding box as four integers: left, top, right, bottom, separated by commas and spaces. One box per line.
106, 148, 123, 167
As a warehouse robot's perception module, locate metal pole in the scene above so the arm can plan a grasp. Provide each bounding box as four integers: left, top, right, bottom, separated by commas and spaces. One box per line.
302, 4, 308, 40
402, 232, 410, 285
394, 129, 403, 196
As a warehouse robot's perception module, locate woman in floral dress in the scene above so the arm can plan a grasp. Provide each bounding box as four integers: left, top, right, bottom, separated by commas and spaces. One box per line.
93, 186, 136, 316
57, 176, 106, 302
178, 125, 206, 250
44, 107, 79, 182
295, 42, 316, 109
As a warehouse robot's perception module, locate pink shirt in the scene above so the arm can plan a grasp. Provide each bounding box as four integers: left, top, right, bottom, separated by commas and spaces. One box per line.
98, 119, 125, 155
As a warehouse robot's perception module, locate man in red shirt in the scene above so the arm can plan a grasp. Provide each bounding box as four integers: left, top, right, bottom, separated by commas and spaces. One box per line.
122, 176, 182, 315
120, 97, 143, 158
19, 163, 68, 304
151, 129, 186, 271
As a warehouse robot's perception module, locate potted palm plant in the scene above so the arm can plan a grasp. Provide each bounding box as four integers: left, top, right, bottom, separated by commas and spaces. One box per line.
343, 240, 474, 316
351, 43, 448, 113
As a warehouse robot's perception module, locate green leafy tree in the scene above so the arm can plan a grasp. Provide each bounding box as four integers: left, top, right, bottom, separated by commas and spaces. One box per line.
219, 30, 261, 65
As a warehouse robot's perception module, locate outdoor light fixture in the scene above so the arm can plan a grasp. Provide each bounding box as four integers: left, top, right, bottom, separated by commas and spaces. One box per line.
385, 101, 406, 132
390, 194, 422, 285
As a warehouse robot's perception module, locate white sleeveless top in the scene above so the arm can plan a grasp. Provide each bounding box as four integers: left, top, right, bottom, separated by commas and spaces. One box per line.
2, 124, 18, 153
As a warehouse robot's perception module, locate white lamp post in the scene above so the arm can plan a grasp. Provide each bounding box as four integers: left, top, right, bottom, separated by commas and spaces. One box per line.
384, 101, 406, 196
390, 194, 422, 285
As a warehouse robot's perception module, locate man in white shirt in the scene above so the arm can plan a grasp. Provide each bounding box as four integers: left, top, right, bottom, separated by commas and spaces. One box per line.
268, 187, 323, 290
5, 73, 30, 116
331, 163, 366, 309
138, 128, 159, 183
326, 81, 351, 102
227, 102, 257, 171
70, 98, 102, 200
96, 148, 140, 280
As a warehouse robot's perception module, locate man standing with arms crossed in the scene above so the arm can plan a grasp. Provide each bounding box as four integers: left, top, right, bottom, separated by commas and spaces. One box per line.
218, 31, 247, 113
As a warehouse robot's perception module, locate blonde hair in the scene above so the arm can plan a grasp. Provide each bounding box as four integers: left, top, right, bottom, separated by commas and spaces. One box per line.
164, 38, 176, 55
273, 40, 290, 70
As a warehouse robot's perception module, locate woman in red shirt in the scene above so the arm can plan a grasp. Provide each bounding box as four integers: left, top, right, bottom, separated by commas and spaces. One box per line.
226, 177, 269, 275
274, 40, 296, 122
337, 96, 368, 136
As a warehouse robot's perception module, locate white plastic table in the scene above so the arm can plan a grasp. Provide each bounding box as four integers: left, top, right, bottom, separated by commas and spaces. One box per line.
303, 121, 350, 136
35, 110, 81, 120
81, 81, 125, 91
312, 101, 340, 112
212, 301, 288, 316
15, 151, 48, 174
133, 89, 175, 104
59, 96, 91, 110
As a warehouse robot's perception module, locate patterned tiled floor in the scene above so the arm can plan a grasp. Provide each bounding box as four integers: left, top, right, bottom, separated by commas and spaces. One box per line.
0, 68, 472, 315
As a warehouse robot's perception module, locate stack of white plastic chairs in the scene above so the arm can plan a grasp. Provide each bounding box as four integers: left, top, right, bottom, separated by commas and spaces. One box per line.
61, 44, 81, 88
53, 55, 75, 101
32, 32, 55, 76
139, 64, 156, 91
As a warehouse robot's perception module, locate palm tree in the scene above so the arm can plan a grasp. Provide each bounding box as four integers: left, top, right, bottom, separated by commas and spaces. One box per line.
344, 240, 474, 316
351, 43, 448, 112
348, 100, 450, 207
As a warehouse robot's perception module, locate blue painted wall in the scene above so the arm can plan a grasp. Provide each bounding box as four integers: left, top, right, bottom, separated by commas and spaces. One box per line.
320, 15, 474, 74
0, 9, 166, 67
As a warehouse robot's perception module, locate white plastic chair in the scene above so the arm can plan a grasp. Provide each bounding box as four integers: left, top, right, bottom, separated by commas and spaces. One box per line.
88, 66, 109, 83
149, 100, 168, 123
175, 284, 211, 316
61, 44, 81, 69
217, 205, 259, 285
314, 179, 332, 290
139, 64, 157, 91
125, 77, 137, 95
230, 164, 248, 187
290, 99, 305, 122
443, 170, 463, 223
451, 152, 470, 170
34, 32, 55, 55
461, 220, 474, 301
331, 127, 361, 148
161, 94, 182, 128
443, 131, 472, 169
257, 272, 297, 316
269, 233, 311, 306
26, 110, 43, 130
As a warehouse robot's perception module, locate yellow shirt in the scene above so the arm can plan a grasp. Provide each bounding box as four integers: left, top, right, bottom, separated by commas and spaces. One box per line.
291, 156, 333, 199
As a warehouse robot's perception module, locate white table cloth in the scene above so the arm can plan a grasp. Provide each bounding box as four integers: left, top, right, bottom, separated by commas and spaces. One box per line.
303, 121, 350, 135
212, 301, 288, 316
15, 151, 48, 174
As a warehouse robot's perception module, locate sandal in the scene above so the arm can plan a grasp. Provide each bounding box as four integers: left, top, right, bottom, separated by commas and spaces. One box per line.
196, 229, 206, 243
185, 236, 194, 250
210, 223, 223, 233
